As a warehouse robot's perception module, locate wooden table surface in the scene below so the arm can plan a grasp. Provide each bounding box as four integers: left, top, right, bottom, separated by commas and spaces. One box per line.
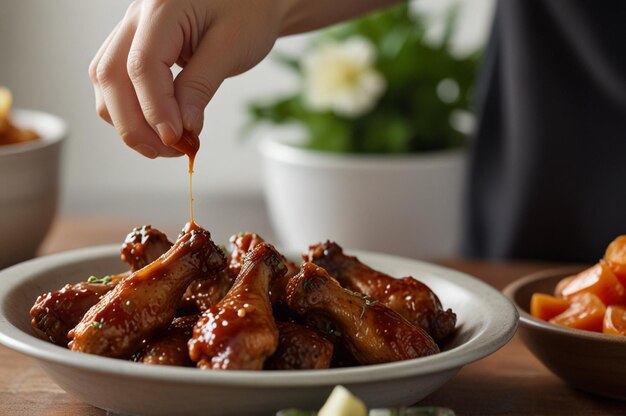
1, 217, 624, 415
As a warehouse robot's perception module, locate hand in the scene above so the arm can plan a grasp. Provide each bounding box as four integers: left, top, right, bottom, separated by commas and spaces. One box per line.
89, 0, 398, 158
89, 0, 287, 158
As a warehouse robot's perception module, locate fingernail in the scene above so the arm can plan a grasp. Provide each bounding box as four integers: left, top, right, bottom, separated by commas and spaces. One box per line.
182, 105, 203, 133
133, 144, 158, 159
155, 122, 178, 146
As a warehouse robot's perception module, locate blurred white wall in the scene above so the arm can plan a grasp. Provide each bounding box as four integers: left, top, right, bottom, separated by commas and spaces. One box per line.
0, 0, 493, 233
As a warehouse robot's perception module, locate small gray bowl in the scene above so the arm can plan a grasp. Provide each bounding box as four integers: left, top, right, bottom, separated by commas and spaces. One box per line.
0, 109, 67, 269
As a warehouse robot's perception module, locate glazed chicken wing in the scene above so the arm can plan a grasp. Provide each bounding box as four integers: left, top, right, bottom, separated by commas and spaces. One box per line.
30, 225, 172, 346
120, 224, 173, 272
227, 232, 299, 304
307, 241, 456, 341
286, 263, 439, 365
134, 314, 199, 366
180, 270, 233, 314
30, 281, 116, 346
180, 232, 273, 313
265, 321, 334, 370
188, 243, 286, 370
227, 232, 268, 279
68, 224, 226, 358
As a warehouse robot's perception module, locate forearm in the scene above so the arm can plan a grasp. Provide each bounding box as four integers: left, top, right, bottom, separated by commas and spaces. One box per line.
279, 0, 402, 36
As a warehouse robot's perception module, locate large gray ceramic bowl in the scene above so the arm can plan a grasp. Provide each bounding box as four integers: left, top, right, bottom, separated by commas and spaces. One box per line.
503, 267, 626, 401
0, 109, 67, 269
0, 247, 518, 415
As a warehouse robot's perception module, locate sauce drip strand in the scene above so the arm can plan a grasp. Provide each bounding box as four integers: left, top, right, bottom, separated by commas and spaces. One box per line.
172, 129, 200, 230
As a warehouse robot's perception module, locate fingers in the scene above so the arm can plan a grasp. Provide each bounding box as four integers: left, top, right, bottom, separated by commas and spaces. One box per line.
94, 6, 182, 158
90, 22, 121, 124
90, 0, 277, 155
174, 15, 277, 134
127, 1, 184, 146
174, 26, 231, 134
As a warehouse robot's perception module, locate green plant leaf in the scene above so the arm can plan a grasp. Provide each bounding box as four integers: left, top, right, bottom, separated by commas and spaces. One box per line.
243, 1, 481, 154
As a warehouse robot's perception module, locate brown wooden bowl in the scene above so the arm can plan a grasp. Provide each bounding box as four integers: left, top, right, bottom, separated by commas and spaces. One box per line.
503, 267, 626, 401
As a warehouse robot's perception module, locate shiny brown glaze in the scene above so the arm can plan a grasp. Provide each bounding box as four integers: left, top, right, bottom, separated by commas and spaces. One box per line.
178, 232, 268, 314
30, 282, 115, 346
227, 232, 267, 279
227, 232, 298, 304
270, 260, 301, 305
178, 230, 270, 314
68, 225, 226, 358
286, 263, 439, 365
307, 241, 456, 341
30, 225, 172, 346
135, 314, 199, 366
171, 129, 200, 225
265, 321, 333, 370
180, 270, 234, 313
189, 243, 286, 370
120, 225, 173, 272
171, 128, 200, 160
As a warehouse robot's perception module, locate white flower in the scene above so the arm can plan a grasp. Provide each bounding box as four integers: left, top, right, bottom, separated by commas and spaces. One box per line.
302, 36, 386, 118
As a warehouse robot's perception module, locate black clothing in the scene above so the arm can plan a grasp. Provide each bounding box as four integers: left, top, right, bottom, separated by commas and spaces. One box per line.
463, 0, 626, 262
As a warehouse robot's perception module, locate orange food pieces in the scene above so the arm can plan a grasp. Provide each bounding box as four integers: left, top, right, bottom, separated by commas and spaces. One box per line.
602, 305, 626, 336
558, 262, 626, 306
554, 275, 575, 298
604, 235, 626, 286
530, 293, 570, 321
531, 234, 626, 336
549, 292, 606, 332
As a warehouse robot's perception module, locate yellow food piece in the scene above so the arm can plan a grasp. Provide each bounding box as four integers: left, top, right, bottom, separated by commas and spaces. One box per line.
318, 385, 367, 416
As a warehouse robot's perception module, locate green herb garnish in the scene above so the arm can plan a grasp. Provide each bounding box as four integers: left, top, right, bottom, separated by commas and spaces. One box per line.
87, 275, 113, 285
92, 321, 103, 329
365, 298, 378, 307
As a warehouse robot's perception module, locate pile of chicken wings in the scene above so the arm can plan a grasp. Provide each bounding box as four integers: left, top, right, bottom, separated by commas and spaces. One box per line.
30, 223, 456, 370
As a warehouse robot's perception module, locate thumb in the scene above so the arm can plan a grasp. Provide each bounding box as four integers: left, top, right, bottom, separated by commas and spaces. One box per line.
174, 30, 231, 134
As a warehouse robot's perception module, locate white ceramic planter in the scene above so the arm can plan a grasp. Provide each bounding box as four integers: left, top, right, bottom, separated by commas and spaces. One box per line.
259, 136, 467, 260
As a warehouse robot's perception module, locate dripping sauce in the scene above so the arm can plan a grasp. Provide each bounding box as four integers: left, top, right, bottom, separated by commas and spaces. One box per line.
172, 129, 200, 231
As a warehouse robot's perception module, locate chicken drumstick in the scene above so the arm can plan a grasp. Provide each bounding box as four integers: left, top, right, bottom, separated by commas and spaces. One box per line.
307, 241, 456, 341
189, 243, 286, 370
265, 321, 334, 370
68, 224, 226, 358
120, 224, 173, 272
286, 262, 439, 365
30, 225, 173, 346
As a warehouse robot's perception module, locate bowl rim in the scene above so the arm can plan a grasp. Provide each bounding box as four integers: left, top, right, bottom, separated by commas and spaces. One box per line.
258, 134, 466, 170
502, 266, 626, 343
0, 245, 519, 386
0, 108, 67, 156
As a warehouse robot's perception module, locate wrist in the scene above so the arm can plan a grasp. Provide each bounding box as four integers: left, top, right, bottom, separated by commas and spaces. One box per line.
278, 0, 401, 37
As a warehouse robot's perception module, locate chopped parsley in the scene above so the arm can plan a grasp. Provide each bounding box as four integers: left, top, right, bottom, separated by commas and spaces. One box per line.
87, 275, 113, 285
92, 321, 103, 329
365, 298, 378, 307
